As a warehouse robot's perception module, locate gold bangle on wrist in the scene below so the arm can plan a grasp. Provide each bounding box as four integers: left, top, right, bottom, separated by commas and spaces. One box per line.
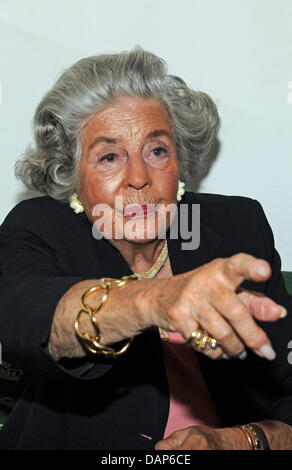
74, 275, 138, 358
236, 423, 270, 450
237, 424, 254, 449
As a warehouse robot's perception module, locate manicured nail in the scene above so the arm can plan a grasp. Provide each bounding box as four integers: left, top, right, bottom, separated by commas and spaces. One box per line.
221, 353, 229, 359
238, 350, 247, 360
280, 306, 287, 318
259, 344, 276, 360
257, 266, 268, 277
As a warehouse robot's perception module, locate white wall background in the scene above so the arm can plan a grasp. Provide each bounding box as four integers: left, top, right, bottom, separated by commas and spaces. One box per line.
0, 0, 291, 267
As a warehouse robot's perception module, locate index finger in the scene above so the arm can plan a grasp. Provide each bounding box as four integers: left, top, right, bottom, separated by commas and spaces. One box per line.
222, 253, 271, 289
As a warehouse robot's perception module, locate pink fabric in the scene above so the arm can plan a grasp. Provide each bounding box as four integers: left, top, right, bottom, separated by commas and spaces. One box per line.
161, 331, 220, 438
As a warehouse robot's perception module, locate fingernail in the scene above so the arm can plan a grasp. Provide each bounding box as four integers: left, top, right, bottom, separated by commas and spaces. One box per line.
255, 349, 264, 358
257, 266, 268, 277
221, 353, 230, 359
280, 306, 287, 318
259, 344, 276, 360
238, 350, 247, 360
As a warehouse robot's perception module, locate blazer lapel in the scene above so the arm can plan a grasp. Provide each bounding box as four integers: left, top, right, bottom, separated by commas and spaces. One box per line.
167, 200, 224, 275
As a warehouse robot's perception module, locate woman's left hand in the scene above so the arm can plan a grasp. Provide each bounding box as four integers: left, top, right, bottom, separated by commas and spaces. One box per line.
154, 425, 250, 450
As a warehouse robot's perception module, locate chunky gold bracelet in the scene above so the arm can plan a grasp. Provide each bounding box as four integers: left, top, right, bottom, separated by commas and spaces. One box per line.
237, 424, 270, 450
74, 275, 138, 357
237, 424, 254, 449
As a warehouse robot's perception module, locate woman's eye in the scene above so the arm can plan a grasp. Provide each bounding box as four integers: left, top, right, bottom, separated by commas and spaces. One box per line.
100, 153, 116, 162
142, 144, 170, 168
151, 147, 167, 157
96, 151, 127, 170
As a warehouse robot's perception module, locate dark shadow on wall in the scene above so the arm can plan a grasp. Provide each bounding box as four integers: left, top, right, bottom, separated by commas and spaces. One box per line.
186, 138, 221, 193
14, 189, 43, 206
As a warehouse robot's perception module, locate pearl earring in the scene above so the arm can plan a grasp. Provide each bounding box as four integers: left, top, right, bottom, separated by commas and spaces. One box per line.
177, 180, 185, 201
69, 193, 84, 214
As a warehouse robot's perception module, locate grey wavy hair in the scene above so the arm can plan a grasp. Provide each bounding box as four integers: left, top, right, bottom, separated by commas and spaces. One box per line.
15, 47, 220, 202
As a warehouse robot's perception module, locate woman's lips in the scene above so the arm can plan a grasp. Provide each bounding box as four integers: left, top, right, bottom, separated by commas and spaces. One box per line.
123, 204, 156, 217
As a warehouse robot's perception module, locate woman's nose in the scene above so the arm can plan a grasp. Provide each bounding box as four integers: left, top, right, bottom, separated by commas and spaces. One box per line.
126, 157, 150, 190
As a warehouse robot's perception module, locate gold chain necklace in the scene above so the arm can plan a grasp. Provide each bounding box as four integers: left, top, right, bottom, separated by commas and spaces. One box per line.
134, 239, 168, 280
134, 239, 170, 341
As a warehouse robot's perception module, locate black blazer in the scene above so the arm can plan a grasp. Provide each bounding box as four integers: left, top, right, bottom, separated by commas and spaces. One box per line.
0, 191, 291, 450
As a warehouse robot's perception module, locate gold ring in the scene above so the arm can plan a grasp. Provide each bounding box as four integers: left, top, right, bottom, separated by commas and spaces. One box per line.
184, 328, 218, 352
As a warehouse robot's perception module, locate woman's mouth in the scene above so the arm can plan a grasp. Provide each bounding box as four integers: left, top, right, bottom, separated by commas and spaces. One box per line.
123, 204, 157, 218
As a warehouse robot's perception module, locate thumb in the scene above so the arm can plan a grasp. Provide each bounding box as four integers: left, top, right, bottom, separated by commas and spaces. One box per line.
155, 429, 189, 450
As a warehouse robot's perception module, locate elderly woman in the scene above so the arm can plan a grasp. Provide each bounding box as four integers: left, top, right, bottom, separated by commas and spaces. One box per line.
0, 48, 291, 450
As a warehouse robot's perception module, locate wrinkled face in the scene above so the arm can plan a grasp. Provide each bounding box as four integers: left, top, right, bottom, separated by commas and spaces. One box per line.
78, 96, 179, 243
